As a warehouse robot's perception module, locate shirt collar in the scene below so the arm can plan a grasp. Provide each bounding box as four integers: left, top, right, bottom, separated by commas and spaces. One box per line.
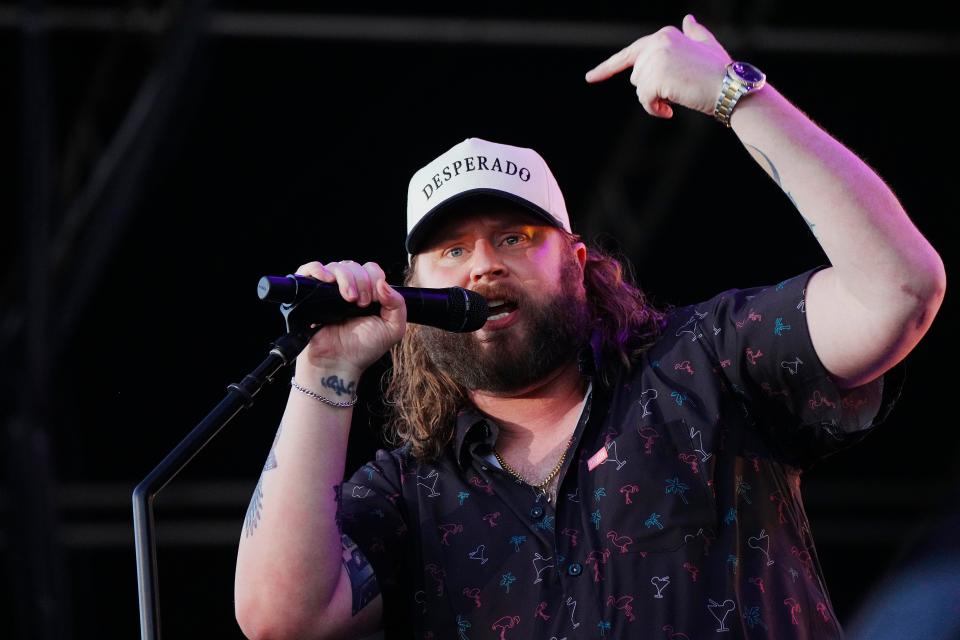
453, 408, 497, 469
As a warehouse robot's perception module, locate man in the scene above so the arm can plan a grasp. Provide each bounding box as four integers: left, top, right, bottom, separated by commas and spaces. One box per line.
234, 15, 945, 640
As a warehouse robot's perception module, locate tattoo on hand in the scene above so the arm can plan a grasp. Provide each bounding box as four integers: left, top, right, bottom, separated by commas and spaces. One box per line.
321, 375, 356, 397
341, 533, 380, 615
244, 425, 282, 537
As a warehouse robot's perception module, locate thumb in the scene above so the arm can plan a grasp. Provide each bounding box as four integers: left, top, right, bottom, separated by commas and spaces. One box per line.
377, 278, 407, 322
682, 14, 716, 44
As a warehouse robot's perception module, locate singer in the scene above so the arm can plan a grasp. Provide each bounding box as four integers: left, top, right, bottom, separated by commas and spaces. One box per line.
234, 16, 945, 640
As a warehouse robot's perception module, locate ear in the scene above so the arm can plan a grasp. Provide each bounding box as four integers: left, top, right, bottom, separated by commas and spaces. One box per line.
574, 242, 588, 271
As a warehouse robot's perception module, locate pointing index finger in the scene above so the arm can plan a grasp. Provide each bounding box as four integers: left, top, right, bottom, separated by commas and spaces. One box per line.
585, 46, 634, 83
586, 38, 643, 82
584, 33, 653, 83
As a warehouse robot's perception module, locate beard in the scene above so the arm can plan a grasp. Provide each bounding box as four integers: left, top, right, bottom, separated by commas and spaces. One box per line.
417, 254, 592, 393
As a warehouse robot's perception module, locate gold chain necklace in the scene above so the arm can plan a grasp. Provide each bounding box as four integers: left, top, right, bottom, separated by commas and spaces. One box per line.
493, 434, 574, 503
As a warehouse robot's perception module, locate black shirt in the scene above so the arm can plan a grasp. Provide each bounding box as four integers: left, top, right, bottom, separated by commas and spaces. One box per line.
339, 265, 904, 639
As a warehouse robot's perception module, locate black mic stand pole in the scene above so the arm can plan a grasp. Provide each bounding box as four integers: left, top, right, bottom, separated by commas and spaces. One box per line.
132, 297, 321, 640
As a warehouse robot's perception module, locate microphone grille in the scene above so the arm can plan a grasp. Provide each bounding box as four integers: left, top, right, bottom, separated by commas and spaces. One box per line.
446, 287, 489, 332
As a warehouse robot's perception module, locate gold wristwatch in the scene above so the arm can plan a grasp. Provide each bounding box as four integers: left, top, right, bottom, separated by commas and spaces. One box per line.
713, 61, 766, 127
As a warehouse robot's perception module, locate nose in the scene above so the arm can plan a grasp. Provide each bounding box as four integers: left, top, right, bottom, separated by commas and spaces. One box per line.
469, 239, 508, 283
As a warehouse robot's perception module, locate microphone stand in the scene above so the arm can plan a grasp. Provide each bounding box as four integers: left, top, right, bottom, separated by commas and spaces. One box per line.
132, 297, 320, 640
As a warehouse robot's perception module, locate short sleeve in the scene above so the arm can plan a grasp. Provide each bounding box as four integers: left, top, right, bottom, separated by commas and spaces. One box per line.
683, 265, 905, 465
339, 448, 413, 622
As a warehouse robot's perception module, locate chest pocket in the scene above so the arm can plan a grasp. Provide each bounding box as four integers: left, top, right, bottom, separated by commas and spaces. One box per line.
576, 418, 717, 553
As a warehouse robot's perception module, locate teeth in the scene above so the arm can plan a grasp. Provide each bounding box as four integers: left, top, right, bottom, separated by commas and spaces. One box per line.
488, 312, 510, 321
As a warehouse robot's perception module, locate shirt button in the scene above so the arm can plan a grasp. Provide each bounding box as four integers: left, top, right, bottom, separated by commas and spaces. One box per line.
567, 562, 583, 577
529, 505, 544, 519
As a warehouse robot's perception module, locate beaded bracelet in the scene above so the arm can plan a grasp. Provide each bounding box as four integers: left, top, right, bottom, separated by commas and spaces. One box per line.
290, 377, 358, 408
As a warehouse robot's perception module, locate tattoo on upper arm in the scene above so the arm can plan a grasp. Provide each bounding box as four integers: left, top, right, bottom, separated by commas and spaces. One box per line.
341, 533, 380, 615
746, 144, 814, 236
244, 425, 282, 537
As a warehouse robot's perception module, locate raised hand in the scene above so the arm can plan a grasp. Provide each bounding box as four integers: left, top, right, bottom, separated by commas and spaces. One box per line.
585, 14, 732, 119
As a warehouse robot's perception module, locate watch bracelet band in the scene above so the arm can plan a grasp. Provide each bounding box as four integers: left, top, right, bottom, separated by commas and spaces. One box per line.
714, 73, 746, 128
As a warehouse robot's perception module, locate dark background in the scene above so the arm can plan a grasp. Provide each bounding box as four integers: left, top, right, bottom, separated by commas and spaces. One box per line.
2, 1, 957, 638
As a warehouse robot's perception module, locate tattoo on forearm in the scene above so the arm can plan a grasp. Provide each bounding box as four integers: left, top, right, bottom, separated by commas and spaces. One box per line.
746, 143, 813, 235
747, 144, 784, 186
244, 425, 282, 537
341, 533, 380, 615
333, 484, 344, 534
321, 375, 356, 397
244, 478, 265, 537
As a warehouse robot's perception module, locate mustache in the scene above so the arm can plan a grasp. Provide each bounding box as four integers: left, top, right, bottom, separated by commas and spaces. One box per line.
470, 282, 524, 306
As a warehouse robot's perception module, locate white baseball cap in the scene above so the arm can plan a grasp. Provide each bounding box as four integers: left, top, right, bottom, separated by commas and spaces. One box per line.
405, 137, 571, 254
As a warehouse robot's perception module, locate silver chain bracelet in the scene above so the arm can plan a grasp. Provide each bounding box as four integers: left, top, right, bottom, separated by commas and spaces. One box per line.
290, 377, 357, 408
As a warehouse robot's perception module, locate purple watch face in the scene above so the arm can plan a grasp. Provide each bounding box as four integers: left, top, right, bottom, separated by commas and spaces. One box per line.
732, 62, 764, 84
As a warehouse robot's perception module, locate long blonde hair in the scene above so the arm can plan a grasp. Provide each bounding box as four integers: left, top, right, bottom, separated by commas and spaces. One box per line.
384, 232, 668, 460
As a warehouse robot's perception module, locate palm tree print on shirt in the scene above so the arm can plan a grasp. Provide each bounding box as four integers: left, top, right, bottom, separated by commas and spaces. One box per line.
665, 477, 690, 504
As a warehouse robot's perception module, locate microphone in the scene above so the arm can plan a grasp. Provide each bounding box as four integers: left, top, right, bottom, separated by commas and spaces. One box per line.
257, 275, 489, 332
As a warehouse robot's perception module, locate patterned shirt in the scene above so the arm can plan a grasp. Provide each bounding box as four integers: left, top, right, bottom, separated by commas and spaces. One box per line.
339, 265, 904, 639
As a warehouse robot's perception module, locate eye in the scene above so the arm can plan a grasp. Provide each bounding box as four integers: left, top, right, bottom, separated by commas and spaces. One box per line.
445, 246, 465, 258
501, 233, 526, 246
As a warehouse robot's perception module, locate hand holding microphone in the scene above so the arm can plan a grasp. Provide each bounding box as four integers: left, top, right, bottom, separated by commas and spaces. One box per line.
258, 274, 489, 332
269, 260, 488, 379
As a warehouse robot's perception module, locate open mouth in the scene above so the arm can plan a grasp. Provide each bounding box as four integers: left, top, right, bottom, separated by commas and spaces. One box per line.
485, 298, 519, 321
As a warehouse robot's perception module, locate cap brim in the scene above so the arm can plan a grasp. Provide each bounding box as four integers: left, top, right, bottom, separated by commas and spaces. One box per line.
406, 188, 563, 254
